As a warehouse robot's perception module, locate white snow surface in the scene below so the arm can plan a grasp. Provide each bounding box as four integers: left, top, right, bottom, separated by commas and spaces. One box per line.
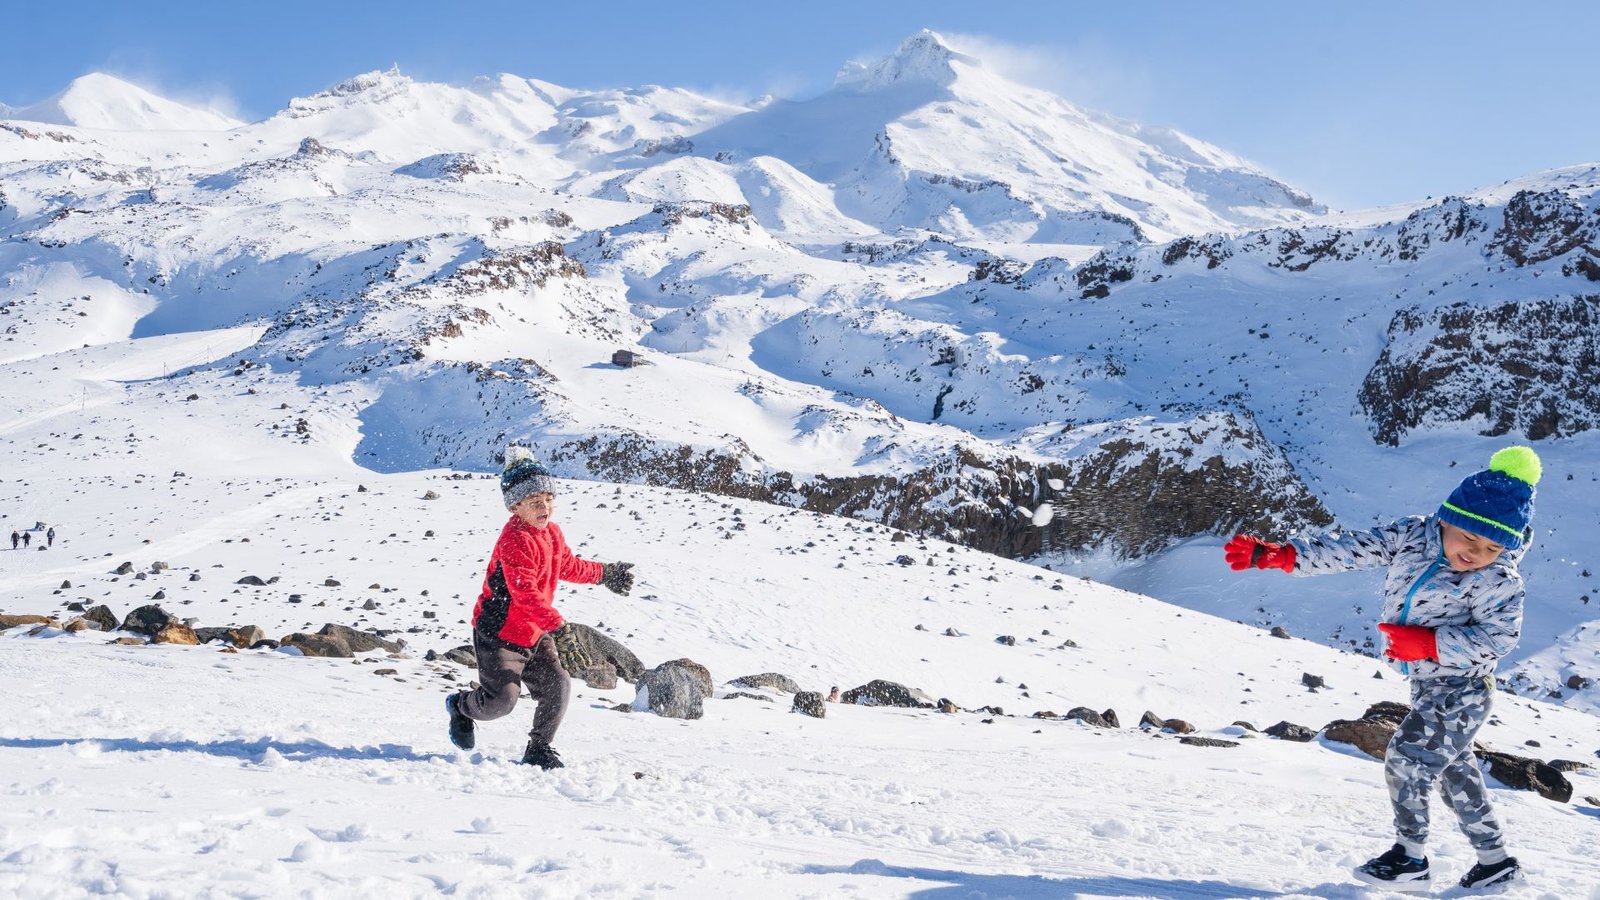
3, 463, 1600, 898
1, 329, 1599, 896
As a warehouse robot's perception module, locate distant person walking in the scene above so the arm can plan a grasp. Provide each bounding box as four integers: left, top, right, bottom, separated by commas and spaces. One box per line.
20, 531, 29, 548
46, 527, 55, 548
9, 530, 17, 550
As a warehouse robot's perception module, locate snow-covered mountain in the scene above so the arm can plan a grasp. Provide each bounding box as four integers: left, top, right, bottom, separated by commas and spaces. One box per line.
8, 72, 243, 132
1, 31, 1597, 715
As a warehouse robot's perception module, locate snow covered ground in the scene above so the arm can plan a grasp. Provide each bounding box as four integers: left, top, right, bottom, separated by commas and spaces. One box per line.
3, 458, 1599, 897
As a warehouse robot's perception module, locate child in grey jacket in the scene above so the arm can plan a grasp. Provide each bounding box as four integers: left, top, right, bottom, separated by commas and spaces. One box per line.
1225, 446, 1540, 892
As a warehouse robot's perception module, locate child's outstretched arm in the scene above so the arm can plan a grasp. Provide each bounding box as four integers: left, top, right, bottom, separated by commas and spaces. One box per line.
1282, 517, 1416, 576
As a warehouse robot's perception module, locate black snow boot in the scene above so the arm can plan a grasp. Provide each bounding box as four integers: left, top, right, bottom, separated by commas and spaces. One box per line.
521, 739, 564, 769
1458, 857, 1520, 888
445, 693, 475, 750
1353, 844, 1430, 891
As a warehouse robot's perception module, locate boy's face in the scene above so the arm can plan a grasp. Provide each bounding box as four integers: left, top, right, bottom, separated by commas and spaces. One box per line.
1439, 521, 1505, 572
513, 492, 555, 529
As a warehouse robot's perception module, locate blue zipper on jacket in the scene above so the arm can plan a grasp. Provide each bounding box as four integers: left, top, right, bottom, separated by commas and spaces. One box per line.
1396, 546, 1446, 676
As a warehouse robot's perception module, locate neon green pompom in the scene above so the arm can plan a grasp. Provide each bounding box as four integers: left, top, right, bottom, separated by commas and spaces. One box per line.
1489, 446, 1542, 486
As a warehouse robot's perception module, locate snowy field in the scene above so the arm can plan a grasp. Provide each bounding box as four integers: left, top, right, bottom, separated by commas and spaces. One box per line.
2, 468, 1599, 898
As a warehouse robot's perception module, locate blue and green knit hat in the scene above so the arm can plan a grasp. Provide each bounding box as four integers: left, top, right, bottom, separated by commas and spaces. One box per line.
1438, 446, 1540, 549
501, 445, 556, 510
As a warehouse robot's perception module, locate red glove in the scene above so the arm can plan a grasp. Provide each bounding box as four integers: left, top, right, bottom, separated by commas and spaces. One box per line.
1224, 534, 1296, 573
1378, 623, 1437, 662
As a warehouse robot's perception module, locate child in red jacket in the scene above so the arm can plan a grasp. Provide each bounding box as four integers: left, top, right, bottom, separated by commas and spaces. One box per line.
445, 447, 635, 768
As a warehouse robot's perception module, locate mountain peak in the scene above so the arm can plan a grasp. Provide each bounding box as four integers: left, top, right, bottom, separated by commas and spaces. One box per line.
9, 72, 241, 131
834, 30, 979, 91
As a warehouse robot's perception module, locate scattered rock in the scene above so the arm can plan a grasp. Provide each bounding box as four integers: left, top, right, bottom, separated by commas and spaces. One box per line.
722, 691, 772, 702
121, 604, 176, 636
1568, 674, 1590, 690
938, 698, 960, 714
1066, 707, 1115, 729
1301, 673, 1326, 691
1265, 721, 1317, 742
1180, 736, 1240, 748
280, 632, 354, 658
1270, 626, 1292, 639
841, 680, 935, 709
792, 691, 826, 718
1323, 718, 1398, 760
112, 561, 134, 575
995, 635, 1016, 646
373, 668, 398, 676
1139, 711, 1165, 729
1480, 750, 1574, 803
0, 613, 53, 629
109, 636, 146, 646
316, 623, 403, 654
422, 490, 439, 500
1161, 718, 1196, 735
728, 672, 801, 694
235, 575, 268, 586
152, 623, 200, 645
553, 623, 644, 683
635, 661, 709, 720
443, 645, 476, 667
1549, 759, 1594, 773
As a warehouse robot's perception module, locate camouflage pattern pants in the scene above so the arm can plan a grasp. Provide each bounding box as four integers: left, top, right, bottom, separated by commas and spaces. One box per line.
1384, 675, 1508, 863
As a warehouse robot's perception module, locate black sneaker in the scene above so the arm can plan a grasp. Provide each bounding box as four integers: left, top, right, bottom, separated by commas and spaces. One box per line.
1353, 843, 1431, 891
445, 693, 475, 750
521, 740, 564, 769
1459, 857, 1520, 888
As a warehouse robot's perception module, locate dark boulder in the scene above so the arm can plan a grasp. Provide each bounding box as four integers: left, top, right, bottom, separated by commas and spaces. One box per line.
1066, 707, 1115, 729
82, 605, 120, 631
792, 691, 826, 718
841, 680, 934, 709
730, 672, 802, 693
443, 645, 476, 667
317, 623, 402, 654
635, 661, 708, 720
553, 623, 644, 683
281, 632, 354, 658
1181, 736, 1240, 748
1266, 721, 1318, 742
1480, 750, 1574, 803
121, 605, 176, 636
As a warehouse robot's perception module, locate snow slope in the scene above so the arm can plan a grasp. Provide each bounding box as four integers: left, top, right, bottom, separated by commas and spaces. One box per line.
1, 318, 1599, 897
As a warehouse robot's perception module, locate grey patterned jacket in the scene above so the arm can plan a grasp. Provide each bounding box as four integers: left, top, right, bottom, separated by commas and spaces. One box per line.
1289, 515, 1526, 680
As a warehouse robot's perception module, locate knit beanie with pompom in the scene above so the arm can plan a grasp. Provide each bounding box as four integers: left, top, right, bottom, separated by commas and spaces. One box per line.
501, 445, 555, 511
1438, 446, 1540, 549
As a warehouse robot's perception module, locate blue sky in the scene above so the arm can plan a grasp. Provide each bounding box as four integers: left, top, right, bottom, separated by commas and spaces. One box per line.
5, 1, 1594, 210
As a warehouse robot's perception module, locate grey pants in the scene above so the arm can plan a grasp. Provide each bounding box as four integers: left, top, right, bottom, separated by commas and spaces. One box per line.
458, 630, 571, 746
1385, 675, 1508, 863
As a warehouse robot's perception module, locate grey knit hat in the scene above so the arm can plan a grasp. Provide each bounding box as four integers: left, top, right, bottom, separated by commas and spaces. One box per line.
501, 445, 556, 510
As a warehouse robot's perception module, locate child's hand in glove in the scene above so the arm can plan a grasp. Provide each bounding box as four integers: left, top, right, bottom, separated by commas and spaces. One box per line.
1377, 623, 1438, 662
601, 562, 635, 596
1224, 534, 1296, 573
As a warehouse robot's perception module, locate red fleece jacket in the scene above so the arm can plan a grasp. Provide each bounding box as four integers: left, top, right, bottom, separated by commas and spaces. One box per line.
472, 518, 603, 646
